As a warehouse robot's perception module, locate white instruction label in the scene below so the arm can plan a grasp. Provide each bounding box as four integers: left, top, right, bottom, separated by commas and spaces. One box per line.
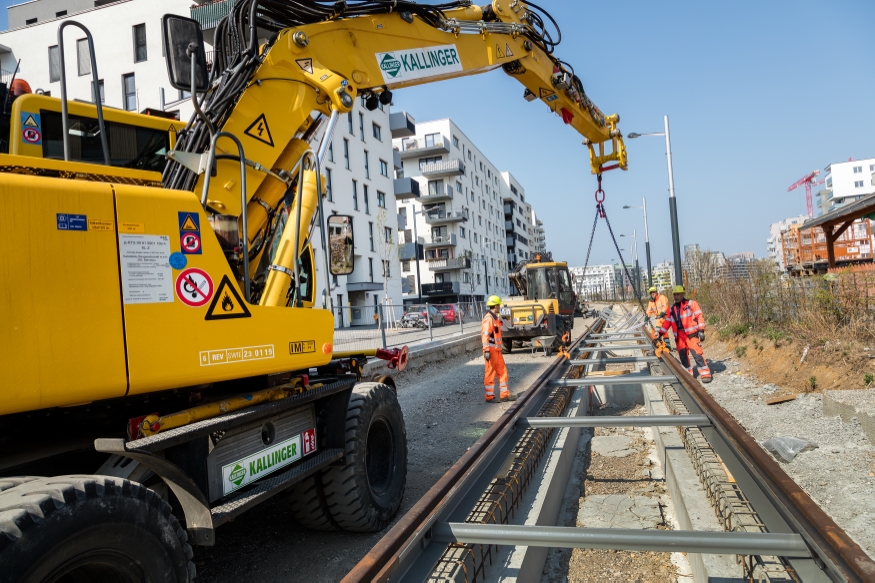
119, 234, 173, 304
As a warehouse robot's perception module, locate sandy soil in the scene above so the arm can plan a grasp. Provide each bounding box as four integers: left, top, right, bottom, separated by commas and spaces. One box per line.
193, 317, 594, 582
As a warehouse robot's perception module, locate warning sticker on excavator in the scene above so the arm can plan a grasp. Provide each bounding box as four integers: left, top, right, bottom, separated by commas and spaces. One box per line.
495, 44, 504, 58
178, 212, 200, 232
539, 88, 558, 102
504, 43, 515, 57
175, 267, 214, 307
296, 58, 313, 74
244, 113, 274, 147
205, 275, 252, 320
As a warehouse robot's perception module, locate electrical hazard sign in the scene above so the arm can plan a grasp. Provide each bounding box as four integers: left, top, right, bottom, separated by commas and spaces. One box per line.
205, 275, 252, 320
244, 113, 274, 147
539, 88, 558, 102
175, 268, 214, 307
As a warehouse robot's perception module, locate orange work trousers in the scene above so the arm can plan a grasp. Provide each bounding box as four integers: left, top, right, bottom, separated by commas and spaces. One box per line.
677, 333, 711, 379
484, 348, 510, 401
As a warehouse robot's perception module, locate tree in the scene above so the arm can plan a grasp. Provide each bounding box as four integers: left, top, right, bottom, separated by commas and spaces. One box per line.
460, 249, 478, 301
374, 207, 402, 303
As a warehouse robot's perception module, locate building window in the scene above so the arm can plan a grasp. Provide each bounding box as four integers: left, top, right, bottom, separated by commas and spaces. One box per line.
384, 227, 392, 244
460, 226, 466, 238
122, 73, 136, 111
48, 45, 60, 82
467, 150, 472, 161
92, 79, 104, 104
379, 159, 388, 177
347, 112, 353, 134
133, 24, 147, 63
456, 181, 462, 193
419, 156, 441, 169
343, 139, 350, 169
855, 180, 864, 188
352, 179, 359, 210
427, 180, 444, 197
372, 122, 381, 141
369, 222, 375, 251
377, 190, 386, 208
56, 10, 67, 17
26, 17, 37, 25
363, 184, 370, 214
853, 166, 862, 174
452, 135, 459, 148
369, 258, 374, 281
77, 39, 91, 76
325, 168, 333, 201
364, 150, 370, 179
425, 133, 440, 147
359, 113, 365, 141
328, 142, 334, 162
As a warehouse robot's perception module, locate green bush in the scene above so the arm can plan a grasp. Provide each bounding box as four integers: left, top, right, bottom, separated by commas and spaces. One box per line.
735, 345, 748, 358
809, 376, 817, 391
706, 315, 720, 325
731, 324, 749, 338
717, 328, 734, 341
765, 328, 786, 344
864, 373, 874, 386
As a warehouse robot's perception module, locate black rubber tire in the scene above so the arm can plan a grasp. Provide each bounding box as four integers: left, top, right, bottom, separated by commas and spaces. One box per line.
502, 338, 513, 354
322, 382, 407, 532
0, 475, 195, 583
285, 474, 339, 532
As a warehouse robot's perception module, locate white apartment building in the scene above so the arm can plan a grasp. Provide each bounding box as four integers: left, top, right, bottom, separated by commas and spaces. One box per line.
651, 261, 675, 289
501, 171, 537, 266
393, 116, 511, 304
1, 0, 197, 119
821, 157, 875, 213
767, 215, 807, 269
532, 211, 547, 255
570, 264, 617, 299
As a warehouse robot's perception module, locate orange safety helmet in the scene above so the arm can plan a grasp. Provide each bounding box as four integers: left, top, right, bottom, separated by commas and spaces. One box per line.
10, 79, 31, 96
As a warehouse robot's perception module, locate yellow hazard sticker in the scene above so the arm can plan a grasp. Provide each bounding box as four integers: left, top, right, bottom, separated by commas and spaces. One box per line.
88, 218, 115, 231
119, 222, 145, 233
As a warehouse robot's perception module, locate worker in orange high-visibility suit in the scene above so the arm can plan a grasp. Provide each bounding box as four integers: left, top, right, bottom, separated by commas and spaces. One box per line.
646, 286, 669, 333
658, 285, 712, 383
481, 295, 516, 403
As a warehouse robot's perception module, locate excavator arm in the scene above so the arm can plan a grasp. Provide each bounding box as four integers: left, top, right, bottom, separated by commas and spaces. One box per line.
163, 1, 625, 309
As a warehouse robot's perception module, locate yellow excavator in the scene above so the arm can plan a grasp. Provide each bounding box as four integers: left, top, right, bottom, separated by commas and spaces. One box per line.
0, 2, 625, 578
502, 253, 577, 352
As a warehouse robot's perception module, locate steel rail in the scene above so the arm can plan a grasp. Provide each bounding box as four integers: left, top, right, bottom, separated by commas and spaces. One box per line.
343, 316, 607, 582
656, 340, 875, 582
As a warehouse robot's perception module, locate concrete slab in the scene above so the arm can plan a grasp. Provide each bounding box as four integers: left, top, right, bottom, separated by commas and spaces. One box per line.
577, 494, 663, 529
823, 389, 875, 445
591, 435, 635, 457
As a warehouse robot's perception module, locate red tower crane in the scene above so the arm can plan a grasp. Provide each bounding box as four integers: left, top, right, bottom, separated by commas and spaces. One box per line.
788, 170, 822, 218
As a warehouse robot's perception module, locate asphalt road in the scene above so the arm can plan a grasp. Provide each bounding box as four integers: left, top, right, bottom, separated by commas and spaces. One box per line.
193, 315, 596, 582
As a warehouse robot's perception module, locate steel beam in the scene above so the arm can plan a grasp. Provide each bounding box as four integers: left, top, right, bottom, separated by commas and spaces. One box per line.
549, 376, 676, 387
518, 415, 710, 429
431, 523, 811, 557
569, 356, 658, 365
576, 346, 646, 353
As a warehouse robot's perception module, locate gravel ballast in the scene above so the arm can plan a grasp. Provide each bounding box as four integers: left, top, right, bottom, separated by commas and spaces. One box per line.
704, 356, 875, 559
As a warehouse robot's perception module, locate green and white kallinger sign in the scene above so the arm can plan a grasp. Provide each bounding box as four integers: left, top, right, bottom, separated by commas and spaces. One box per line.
375, 45, 462, 83
221, 433, 304, 495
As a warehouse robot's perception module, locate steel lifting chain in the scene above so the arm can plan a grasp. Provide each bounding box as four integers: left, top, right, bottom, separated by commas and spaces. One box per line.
580, 174, 648, 314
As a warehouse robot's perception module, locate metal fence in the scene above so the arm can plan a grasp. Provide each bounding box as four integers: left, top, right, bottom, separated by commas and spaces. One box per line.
331, 302, 488, 352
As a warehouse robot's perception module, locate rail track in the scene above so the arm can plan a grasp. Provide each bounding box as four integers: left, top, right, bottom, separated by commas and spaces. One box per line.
343, 306, 875, 582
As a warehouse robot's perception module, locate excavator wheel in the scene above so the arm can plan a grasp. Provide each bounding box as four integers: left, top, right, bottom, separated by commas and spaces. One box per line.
0, 475, 195, 582
322, 382, 407, 532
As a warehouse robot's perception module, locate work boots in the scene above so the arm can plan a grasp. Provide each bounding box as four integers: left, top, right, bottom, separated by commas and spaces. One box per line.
502, 393, 518, 402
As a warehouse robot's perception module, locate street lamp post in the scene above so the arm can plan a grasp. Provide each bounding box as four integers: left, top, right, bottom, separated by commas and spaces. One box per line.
628, 115, 683, 286
624, 197, 652, 288
619, 233, 640, 297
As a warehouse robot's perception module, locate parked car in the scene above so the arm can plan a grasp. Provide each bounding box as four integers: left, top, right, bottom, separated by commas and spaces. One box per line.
436, 303, 459, 323
402, 304, 445, 327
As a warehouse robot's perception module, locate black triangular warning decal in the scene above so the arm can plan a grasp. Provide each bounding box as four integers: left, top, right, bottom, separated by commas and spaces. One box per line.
296, 58, 314, 74
23, 114, 38, 127
495, 44, 504, 58
180, 214, 199, 231
244, 113, 275, 147
505, 43, 514, 57
205, 275, 252, 320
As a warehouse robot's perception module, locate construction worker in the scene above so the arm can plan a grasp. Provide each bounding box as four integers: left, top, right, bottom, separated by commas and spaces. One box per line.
481, 295, 516, 403
657, 285, 712, 383
646, 286, 669, 332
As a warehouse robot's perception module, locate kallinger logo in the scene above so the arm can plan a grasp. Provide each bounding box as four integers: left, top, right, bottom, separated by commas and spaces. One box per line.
228, 463, 246, 486
380, 53, 402, 78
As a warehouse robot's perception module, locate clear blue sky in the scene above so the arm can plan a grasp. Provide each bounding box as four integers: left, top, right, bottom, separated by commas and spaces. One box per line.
3, 1, 873, 268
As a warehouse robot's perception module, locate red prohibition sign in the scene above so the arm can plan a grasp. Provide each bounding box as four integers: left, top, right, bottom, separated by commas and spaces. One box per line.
181, 232, 201, 253
175, 268, 213, 307
23, 128, 41, 143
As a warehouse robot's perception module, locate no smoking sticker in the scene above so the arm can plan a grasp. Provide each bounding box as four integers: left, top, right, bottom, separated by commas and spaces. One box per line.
175, 268, 213, 307
181, 232, 202, 254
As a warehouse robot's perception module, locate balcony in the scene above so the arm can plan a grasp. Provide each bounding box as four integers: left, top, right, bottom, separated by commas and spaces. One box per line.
506, 236, 516, 247
393, 149, 402, 171
420, 159, 466, 177
424, 209, 468, 225
428, 257, 472, 272
504, 220, 515, 232
398, 134, 450, 159
423, 281, 461, 295
390, 111, 416, 139
421, 183, 454, 202
424, 234, 457, 248
393, 177, 420, 200
191, 0, 233, 31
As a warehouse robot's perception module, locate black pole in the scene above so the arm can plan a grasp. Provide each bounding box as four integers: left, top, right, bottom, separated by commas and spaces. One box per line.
484, 259, 489, 295
669, 197, 683, 285
634, 259, 640, 297
412, 207, 422, 302
645, 241, 653, 288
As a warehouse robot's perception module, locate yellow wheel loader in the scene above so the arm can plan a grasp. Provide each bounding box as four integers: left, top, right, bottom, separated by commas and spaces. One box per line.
0, 2, 624, 579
